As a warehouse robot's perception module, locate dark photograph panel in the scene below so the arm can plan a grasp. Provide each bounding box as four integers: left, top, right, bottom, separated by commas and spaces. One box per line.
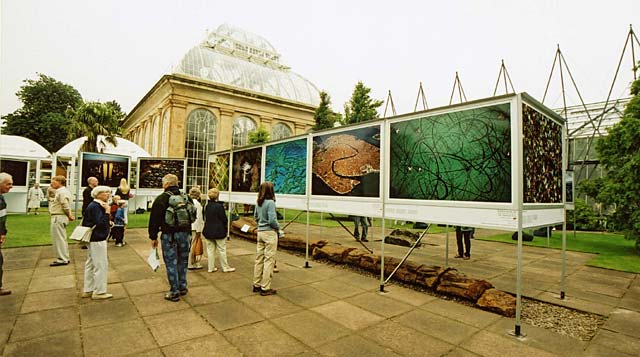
232, 148, 261, 192
81, 152, 130, 188
523, 104, 562, 203
209, 153, 230, 191
390, 103, 512, 202
265, 139, 307, 195
0, 159, 28, 186
312, 126, 380, 197
138, 158, 185, 189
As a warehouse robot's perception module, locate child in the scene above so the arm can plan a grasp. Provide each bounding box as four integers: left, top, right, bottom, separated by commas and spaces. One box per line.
112, 200, 127, 247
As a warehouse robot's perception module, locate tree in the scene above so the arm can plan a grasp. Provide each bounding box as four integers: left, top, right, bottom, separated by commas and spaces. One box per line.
343, 81, 383, 124
585, 72, 640, 253
313, 91, 340, 130
2, 73, 83, 152
67, 102, 122, 152
248, 125, 270, 144
105, 100, 127, 122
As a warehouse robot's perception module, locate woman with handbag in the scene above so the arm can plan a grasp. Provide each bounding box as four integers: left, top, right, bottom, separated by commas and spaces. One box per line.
81, 186, 113, 300
202, 188, 235, 273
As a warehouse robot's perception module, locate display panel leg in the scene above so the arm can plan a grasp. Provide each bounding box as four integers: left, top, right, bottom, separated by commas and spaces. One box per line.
445, 225, 449, 267
561, 219, 567, 299
305, 209, 311, 269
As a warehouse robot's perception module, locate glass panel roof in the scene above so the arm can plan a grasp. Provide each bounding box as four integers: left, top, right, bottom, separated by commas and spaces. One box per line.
173, 24, 320, 106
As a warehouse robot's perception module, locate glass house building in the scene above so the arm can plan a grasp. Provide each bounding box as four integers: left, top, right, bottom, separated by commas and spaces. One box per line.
121, 24, 320, 188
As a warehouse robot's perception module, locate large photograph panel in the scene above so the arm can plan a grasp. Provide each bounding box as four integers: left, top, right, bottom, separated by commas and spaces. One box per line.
231, 148, 261, 192
265, 139, 307, 195
0, 159, 28, 186
523, 104, 562, 203
312, 126, 380, 197
390, 103, 511, 202
138, 158, 185, 189
81, 152, 130, 188
209, 153, 230, 190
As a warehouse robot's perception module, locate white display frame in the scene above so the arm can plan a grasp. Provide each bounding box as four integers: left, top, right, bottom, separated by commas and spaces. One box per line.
384, 95, 519, 228
79, 151, 132, 189
262, 135, 309, 210
309, 121, 384, 217
135, 157, 187, 195
208, 150, 231, 202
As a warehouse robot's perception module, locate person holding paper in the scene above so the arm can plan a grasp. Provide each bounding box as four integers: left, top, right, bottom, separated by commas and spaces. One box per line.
81, 186, 114, 299
252, 181, 279, 296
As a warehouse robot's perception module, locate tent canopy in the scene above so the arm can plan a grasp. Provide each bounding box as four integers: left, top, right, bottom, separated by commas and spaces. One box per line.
0, 135, 51, 158
56, 135, 151, 162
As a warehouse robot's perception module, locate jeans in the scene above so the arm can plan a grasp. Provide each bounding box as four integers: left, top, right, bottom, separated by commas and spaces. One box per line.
353, 216, 368, 239
161, 231, 190, 296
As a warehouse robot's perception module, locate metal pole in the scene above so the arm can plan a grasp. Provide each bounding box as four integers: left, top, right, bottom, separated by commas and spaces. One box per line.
561, 217, 567, 299
380, 214, 385, 292
515, 227, 524, 336
445, 224, 449, 267
305, 209, 311, 268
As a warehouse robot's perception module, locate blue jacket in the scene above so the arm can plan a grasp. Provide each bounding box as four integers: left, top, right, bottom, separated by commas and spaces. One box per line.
254, 200, 279, 232
82, 201, 111, 242
114, 207, 126, 227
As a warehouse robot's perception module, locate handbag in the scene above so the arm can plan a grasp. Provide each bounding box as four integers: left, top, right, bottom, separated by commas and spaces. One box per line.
192, 233, 204, 258
70, 225, 94, 243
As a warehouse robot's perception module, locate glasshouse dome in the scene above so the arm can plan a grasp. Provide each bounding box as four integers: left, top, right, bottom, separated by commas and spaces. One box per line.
56, 136, 150, 162
0, 135, 51, 158
173, 24, 320, 106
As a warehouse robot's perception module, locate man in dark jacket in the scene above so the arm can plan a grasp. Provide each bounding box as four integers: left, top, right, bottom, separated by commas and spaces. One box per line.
82, 177, 98, 217
0, 172, 14, 296
149, 174, 191, 302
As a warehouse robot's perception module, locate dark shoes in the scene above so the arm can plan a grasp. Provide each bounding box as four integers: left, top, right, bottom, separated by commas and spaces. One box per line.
50, 260, 69, 266
164, 293, 180, 302
0, 288, 11, 296
463, 255, 471, 260
179, 289, 189, 296
360, 238, 369, 242
260, 289, 277, 296
252, 286, 261, 293
454, 255, 464, 259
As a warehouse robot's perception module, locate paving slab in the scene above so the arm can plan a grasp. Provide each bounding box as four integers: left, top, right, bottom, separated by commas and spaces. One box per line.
20, 287, 77, 313
345, 291, 414, 318
10, 306, 79, 343
143, 309, 216, 347
315, 334, 402, 356
310, 278, 366, 299
196, 299, 264, 331
271, 310, 351, 348
131, 293, 191, 316
421, 298, 502, 329
602, 308, 640, 338
81, 318, 158, 355
79, 298, 139, 328
312, 300, 385, 330
2, 330, 82, 357
359, 319, 454, 356
240, 293, 304, 319
223, 320, 309, 355
460, 330, 557, 357
161, 332, 242, 356
278, 284, 339, 308
590, 328, 640, 356
27, 274, 75, 293
393, 310, 479, 345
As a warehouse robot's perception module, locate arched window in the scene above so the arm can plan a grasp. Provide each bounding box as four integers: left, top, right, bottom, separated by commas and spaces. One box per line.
144, 122, 151, 152
232, 116, 257, 148
271, 122, 292, 140
152, 115, 160, 156
161, 110, 170, 156
185, 109, 217, 188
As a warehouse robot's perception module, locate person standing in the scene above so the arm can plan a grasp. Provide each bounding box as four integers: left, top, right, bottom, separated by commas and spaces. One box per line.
252, 181, 279, 296
455, 226, 472, 260
148, 174, 193, 302
353, 216, 369, 242
187, 187, 204, 270
202, 188, 234, 273
0, 173, 14, 296
114, 178, 131, 225
82, 177, 99, 217
49, 175, 74, 266
81, 186, 113, 299
27, 183, 44, 215
112, 200, 127, 247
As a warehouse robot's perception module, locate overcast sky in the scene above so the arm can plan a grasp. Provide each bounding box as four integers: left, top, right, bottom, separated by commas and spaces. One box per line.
2, 0, 639, 118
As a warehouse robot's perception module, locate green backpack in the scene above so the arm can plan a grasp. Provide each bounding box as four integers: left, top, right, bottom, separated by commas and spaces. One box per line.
164, 191, 196, 230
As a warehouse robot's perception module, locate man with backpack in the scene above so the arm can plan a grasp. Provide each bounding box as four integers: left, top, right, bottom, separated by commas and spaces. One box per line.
148, 174, 196, 302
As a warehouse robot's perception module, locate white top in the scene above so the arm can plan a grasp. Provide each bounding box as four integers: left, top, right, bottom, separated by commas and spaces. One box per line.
191, 199, 204, 233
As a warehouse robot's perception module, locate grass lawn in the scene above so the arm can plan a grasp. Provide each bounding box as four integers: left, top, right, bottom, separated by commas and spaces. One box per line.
2, 212, 152, 248
2, 209, 446, 248
478, 231, 640, 273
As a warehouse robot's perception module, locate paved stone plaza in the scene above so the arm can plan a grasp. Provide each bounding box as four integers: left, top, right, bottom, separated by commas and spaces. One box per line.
1, 225, 638, 356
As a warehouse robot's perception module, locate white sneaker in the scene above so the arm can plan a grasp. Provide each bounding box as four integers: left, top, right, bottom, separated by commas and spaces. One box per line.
223, 268, 236, 273
81, 291, 93, 298
92, 292, 113, 300
208, 267, 218, 273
